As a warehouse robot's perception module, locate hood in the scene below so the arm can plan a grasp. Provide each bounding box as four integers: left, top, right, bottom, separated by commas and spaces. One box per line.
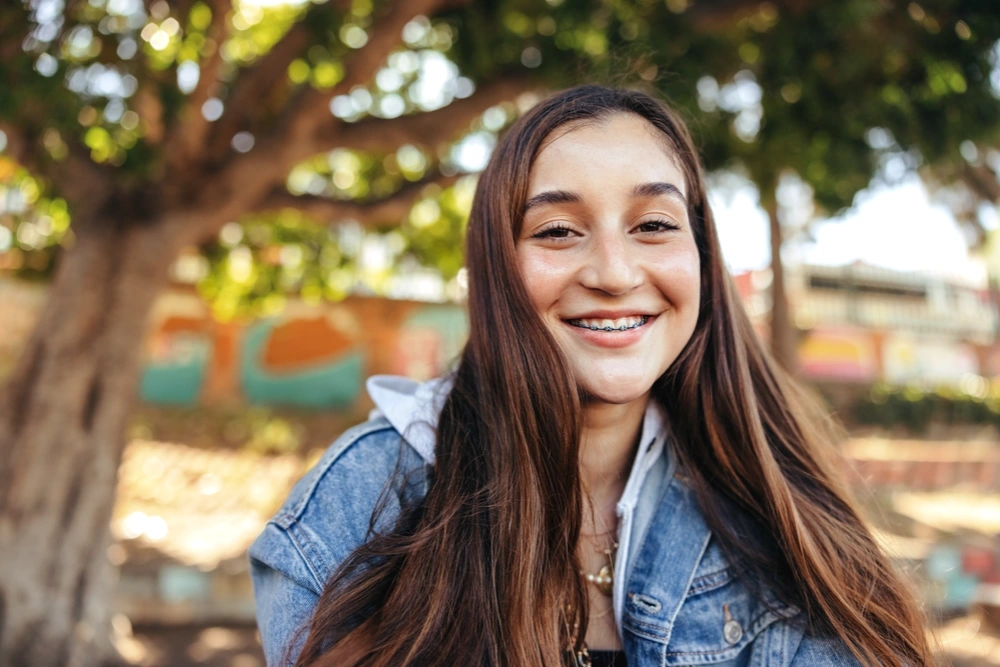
366, 374, 454, 465
366, 373, 666, 478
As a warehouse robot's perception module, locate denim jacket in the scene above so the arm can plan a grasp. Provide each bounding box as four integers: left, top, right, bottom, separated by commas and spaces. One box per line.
249, 375, 860, 666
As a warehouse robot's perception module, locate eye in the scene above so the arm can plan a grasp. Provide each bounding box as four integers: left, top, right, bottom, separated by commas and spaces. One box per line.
531, 224, 578, 240
635, 218, 680, 234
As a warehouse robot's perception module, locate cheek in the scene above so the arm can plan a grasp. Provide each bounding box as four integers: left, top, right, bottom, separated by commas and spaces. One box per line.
517, 250, 573, 311
653, 244, 701, 310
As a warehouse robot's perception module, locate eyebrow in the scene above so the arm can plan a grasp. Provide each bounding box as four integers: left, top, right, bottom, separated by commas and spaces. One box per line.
523, 189, 581, 213
523, 181, 687, 214
631, 181, 687, 206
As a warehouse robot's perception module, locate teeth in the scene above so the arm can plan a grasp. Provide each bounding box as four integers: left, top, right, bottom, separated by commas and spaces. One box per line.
569, 315, 648, 331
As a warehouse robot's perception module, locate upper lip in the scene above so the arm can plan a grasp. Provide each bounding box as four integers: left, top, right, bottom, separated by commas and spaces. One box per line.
563, 310, 655, 320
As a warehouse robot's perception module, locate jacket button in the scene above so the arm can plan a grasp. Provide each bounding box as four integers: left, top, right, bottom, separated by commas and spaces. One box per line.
723, 619, 743, 645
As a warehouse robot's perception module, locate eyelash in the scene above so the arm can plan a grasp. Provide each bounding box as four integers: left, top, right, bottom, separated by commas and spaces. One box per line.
636, 218, 681, 233
532, 224, 575, 239
531, 218, 680, 239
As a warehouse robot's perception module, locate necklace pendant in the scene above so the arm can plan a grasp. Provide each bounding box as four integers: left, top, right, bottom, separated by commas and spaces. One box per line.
595, 565, 614, 596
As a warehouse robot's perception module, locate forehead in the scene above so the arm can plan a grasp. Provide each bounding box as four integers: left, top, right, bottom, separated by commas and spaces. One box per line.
529, 113, 687, 198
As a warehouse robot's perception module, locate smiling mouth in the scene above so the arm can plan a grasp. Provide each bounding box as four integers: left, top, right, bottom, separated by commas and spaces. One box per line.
566, 315, 650, 332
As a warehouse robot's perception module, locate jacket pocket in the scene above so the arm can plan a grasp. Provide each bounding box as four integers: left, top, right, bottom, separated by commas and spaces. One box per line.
625, 538, 798, 666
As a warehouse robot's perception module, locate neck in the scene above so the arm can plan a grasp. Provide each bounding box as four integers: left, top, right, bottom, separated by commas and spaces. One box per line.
578, 393, 649, 508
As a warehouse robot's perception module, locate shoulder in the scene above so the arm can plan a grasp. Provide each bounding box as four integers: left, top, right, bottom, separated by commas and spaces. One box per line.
249, 416, 430, 592
789, 633, 861, 666
270, 417, 421, 529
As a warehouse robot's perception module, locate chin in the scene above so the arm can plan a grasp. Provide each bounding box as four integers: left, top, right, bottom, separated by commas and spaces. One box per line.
578, 376, 656, 406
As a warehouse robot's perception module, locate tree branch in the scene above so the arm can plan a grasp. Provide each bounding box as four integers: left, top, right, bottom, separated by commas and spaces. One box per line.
339, 0, 459, 94
683, 0, 818, 30
165, 0, 233, 173
0, 122, 40, 173
202, 6, 318, 161
206, 0, 360, 158
161, 0, 199, 21
0, 113, 112, 214
962, 162, 1000, 204
0, 113, 116, 224
256, 172, 462, 226
0, 2, 33, 63
332, 74, 532, 153
50, 145, 118, 222
63, 0, 89, 22
282, 0, 464, 146
182, 70, 526, 245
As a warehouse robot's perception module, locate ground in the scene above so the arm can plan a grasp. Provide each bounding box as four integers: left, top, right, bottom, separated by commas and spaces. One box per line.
122, 616, 1000, 666
126, 625, 264, 667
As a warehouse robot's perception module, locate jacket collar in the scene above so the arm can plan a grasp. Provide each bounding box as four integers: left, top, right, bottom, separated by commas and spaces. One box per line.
621, 474, 712, 645
366, 374, 666, 477
618, 399, 666, 513
366, 375, 713, 647
366, 374, 449, 465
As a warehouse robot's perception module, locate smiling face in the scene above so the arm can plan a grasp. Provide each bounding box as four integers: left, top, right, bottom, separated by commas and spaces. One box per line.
516, 113, 701, 407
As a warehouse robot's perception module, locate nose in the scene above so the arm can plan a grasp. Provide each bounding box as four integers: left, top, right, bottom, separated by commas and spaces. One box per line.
578, 231, 642, 295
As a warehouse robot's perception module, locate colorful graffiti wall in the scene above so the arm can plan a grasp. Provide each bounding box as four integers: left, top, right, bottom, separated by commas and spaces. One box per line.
139, 293, 468, 409
798, 327, 879, 382
3, 276, 996, 410
1, 277, 468, 410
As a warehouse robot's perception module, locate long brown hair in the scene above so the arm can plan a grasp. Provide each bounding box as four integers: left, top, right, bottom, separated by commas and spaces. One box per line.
294, 86, 932, 667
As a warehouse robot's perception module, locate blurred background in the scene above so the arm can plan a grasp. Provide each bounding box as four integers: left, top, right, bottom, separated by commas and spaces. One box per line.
2, 0, 1000, 665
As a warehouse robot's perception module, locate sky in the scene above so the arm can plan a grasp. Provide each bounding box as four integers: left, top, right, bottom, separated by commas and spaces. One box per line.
710, 175, 990, 286
447, 131, 991, 286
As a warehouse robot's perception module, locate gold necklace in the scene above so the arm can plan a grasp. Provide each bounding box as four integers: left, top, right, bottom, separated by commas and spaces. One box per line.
581, 541, 617, 596
588, 602, 614, 619
580, 502, 618, 596
563, 610, 593, 667
569, 509, 620, 664
564, 565, 615, 667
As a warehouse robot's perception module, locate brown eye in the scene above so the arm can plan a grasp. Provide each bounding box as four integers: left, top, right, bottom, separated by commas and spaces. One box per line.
636, 218, 680, 234
532, 225, 576, 239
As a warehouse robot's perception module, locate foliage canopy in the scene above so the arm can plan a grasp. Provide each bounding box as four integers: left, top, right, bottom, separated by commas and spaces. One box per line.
2, 0, 1000, 317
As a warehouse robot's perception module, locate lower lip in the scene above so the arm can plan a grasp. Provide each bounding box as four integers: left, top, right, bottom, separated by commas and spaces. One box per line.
563, 316, 656, 348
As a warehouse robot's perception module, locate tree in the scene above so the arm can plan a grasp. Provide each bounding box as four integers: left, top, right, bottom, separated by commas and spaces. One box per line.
0, 2, 532, 664
690, 1, 1000, 370
2, 0, 1000, 664
922, 137, 1000, 342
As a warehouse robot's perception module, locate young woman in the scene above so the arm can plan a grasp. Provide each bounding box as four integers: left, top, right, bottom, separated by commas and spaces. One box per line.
249, 86, 932, 667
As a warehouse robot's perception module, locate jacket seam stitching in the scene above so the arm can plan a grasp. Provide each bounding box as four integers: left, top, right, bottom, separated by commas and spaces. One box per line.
780, 614, 788, 666
662, 607, 786, 657
626, 616, 670, 633
279, 420, 397, 525
262, 522, 325, 594
623, 620, 670, 643
662, 528, 713, 631
687, 567, 731, 595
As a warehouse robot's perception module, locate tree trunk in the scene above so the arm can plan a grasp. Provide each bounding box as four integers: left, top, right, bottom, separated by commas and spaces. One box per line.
764, 193, 797, 374
990, 275, 1000, 345
0, 215, 182, 667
